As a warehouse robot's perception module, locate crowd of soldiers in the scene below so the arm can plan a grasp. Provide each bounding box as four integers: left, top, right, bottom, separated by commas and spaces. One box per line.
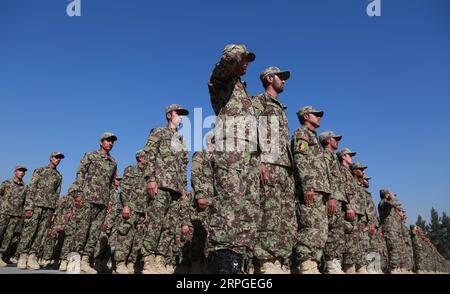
0, 44, 448, 275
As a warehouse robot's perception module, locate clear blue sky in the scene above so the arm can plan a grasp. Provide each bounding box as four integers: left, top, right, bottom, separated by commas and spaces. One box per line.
1, 0, 449, 224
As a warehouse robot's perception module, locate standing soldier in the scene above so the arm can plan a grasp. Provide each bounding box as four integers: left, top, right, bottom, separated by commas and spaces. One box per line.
349, 162, 370, 274
336, 148, 360, 273
207, 44, 261, 274
114, 150, 148, 274
253, 67, 296, 274
17, 152, 64, 270
0, 165, 27, 267
378, 189, 404, 273
190, 134, 215, 273
141, 104, 190, 274
319, 131, 347, 274
71, 132, 118, 274
292, 106, 330, 274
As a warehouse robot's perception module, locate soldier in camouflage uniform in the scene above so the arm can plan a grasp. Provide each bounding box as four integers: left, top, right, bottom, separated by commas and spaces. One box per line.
39, 196, 68, 268
336, 148, 361, 274
378, 189, 404, 273
17, 152, 64, 270
250, 67, 296, 274
190, 134, 215, 273
70, 132, 118, 274
349, 162, 371, 274
114, 150, 148, 274
0, 165, 27, 267
207, 44, 261, 274
319, 131, 348, 274
411, 225, 427, 274
292, 106, 330, 274
400, 216, 414, 273
141, 104, 190, 274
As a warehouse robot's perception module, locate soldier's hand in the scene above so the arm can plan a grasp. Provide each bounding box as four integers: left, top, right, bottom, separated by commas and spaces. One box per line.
147, 182, 158, 199
102, 221, 109, 232
181, 225, 190, 235
47, 230, 53, 238
304, 191, 314, 207
327, 199, 337, 215
25, 210, 33, 218
197, 198, 208, 211
122, 206, 131, 219
260, 163, 269, 186
346, 209, 356, 221
75, 195, 84, 209
175, 236, 181, 246
64, 212, 73, 223
369, 224, 375, 236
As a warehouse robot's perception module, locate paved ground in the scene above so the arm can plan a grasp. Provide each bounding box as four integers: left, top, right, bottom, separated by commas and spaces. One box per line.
0, 263, 65, 274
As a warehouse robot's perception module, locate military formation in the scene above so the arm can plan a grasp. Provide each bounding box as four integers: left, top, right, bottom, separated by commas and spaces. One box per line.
0, 44, 448, 274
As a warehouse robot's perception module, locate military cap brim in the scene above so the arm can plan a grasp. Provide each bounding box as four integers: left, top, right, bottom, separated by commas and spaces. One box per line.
275, 71, 291, 81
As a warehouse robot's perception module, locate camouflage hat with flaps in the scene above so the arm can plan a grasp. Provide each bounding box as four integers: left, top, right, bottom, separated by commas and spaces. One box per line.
135, 149, 145, 158
350, 162, 367, 171
100, 132, 118, 142
337, 148, 357, 158
15, 165, 27, 171
50, 151, 65, 159
296, 106, 324, 119
165, 104, 189, 116
319, 131, 342, 144
260, 66, 291, 82
222, 44, 256, 63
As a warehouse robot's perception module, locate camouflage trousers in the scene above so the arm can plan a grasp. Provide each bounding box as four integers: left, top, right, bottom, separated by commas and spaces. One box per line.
72, 202, 107, 258
323, 200, 347, 262
114, 212, 146, 263
59, 208, 84, 260
41, 231, 65, 261
0, 214, 21, 254
17, 206, 54, 255
208, 151, 261, 259
343, 216, 367, 267
400, 239, 414, 271
254, 164, 296, 265
367, 233, 388, 273
141, 188, 183, 265
295, 192, 328, 263
190, 207, 210, 263
383, 228, 403, 270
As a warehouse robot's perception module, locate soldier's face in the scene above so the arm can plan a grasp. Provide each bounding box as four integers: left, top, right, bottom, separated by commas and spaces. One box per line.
235, 58, 249, 76
342, 154, 353, 165
137, 155, 145, 164
328, 137, 339, 150
354, 168, 364, 178
113, 179, 120, 189
306, 113, 321, 128
168, 111, 183, 127
272, 74, 285, 93
50, 156, 62, 167
101, 138, 115, 152
15, 169, 25, 180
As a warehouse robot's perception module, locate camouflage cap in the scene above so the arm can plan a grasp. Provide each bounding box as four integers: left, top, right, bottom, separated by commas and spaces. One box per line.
165, 104, 189, 116
115, 173, 122, 181
15, 165, 27, 172
222, 44, 256, 63
380, 189, 391, 198
50, 151, 65, 159
350, 162, 367, 171
259, 66, 291, 82
135, 149, 145, 158
100, 132, 118, 142
296, 106, 324, 119
319, 131, 342, 144
337, 148, 357, 158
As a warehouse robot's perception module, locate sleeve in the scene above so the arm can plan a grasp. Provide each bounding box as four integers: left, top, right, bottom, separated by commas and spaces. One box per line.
119, 166, 133, 207
143, 129, 160, 183
55, 175, 62, 198
74, 153, 91, 197
24, 169, 42, 210
259, 104, 282, 164
0, 181, 6, 197
292, 129, 314, 194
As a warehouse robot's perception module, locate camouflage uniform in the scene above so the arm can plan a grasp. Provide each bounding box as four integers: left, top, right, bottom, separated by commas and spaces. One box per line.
400, 224, 414, 271
0, 177, 27, 258
292, 107, 330, 269
207, 44, 261, 273
72, 150, 117, 258
40, 197, 68, 262
114, 162, 149, 266
253, 90, 296, 268
141, 125, 189, 266
410, 227, 426, 273
320, 137, 349, 269
17, 165, 62, 256
378, 193, 403, 271
190, 150, 214, 271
